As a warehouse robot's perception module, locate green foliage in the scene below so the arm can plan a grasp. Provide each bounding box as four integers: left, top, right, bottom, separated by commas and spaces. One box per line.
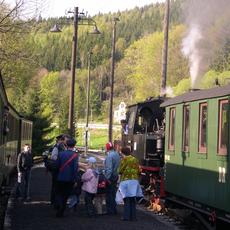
200, 70, 219, 89
173, 78, 191, 95
40, 71, 70, 133
201, 70, 230, 89
23, 87, 53, 155
115, 25, 189, 102
1, 0, 230, 149
218, 71, 230, 86
31, 1, 183, 72
77, 128, 120, 149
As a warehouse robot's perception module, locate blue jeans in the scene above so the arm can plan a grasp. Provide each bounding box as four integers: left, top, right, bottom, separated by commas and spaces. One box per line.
68, 195, 79, 208
106, 180, 117, 214
123, 197, 136, 220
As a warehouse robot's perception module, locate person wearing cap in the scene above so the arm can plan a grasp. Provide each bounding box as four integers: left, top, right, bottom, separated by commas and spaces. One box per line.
51, 135, 65, 161
81, 157, 99, 217
104, 142, 121, 215
55, 138, 79, 217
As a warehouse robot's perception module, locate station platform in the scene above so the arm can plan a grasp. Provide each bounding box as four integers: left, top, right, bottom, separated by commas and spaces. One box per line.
6, 165, 177, 230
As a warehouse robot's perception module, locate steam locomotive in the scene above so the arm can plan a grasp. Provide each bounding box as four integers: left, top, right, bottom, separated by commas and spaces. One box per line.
121, 97, 166, 197
0, 73, 33, 189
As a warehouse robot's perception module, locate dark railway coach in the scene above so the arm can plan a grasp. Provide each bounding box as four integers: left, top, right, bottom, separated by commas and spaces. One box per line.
161, 85, 230, 223
0, 73, 33, 187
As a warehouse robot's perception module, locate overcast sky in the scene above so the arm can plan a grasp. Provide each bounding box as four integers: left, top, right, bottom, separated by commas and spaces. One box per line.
5, 0, 165, 18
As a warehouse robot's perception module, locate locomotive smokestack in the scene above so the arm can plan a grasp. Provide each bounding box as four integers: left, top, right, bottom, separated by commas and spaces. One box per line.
160, 0, 170, 97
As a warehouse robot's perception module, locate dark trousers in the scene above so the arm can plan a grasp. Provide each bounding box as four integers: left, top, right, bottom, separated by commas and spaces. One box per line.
55, 181, 73, 216
17, 170, 31, 199
84, 192, 96, 217
123, 197, 136, 220
50, 172, 58, 205
106, 180, 117, 214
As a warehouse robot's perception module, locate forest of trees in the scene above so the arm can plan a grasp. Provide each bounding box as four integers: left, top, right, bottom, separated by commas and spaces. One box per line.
0, 0, 230, 152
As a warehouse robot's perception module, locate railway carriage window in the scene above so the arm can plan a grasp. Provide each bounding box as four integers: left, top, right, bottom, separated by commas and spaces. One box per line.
218, 100, 228, 155
169, 108, 176, 151
183, 105, 190, 152
3, 106, 9, 136
198, 103, 207, 153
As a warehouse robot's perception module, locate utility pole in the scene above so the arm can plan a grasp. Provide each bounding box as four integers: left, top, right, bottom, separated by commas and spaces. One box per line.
68, 6, 79, 137
50, 7, 100, 138
108, 17, 119, 142
160, 0, 170, 97
85, 51, 92, 156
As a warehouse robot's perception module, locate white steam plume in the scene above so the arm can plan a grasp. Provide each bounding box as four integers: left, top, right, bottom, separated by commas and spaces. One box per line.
181, 0, 230, 88
182, 25, 202, 87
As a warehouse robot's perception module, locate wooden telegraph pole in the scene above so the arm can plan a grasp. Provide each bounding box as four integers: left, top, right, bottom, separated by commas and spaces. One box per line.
68, 7, 79, 137
108, 17, 119, 142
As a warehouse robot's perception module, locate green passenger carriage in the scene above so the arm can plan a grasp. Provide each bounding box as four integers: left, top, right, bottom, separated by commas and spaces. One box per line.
161, 85, 230, 222
0, 73, 33, 188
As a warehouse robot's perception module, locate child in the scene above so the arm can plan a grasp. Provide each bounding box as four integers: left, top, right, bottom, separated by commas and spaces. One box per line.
81, 157, 99, 217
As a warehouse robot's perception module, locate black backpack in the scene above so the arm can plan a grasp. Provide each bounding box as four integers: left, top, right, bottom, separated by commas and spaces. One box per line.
97, 173, 108, 194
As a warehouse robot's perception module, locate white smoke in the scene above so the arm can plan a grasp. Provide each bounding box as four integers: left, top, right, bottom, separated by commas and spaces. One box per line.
161, 86, 174, 97
181, 0, 230, 88
182, 25, 202, 87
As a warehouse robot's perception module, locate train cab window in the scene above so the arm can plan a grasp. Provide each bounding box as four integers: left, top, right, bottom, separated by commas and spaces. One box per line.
198, 103, 207, 153
128, 110, 136, 130
218, 99, 228, 155
169, 107, 176, 151
183, 105, 190, 152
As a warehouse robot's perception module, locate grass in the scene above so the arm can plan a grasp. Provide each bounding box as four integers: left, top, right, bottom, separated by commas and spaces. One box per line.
77, 128, 121, 150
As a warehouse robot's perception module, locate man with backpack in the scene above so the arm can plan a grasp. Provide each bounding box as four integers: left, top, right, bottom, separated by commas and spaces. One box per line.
17, 144, 33, 201
50, 135, 65, 161
49, 134, 66, 205
55, 138, 79, 217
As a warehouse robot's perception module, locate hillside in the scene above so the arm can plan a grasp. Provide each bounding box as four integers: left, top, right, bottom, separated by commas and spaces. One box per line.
0, 0, 230, 146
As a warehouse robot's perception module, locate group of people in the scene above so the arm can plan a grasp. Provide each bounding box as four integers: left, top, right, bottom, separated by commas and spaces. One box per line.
17, 133, 143, 221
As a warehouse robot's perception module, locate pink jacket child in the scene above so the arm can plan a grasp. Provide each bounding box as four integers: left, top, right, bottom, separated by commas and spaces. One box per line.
82, 168, 99, 194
